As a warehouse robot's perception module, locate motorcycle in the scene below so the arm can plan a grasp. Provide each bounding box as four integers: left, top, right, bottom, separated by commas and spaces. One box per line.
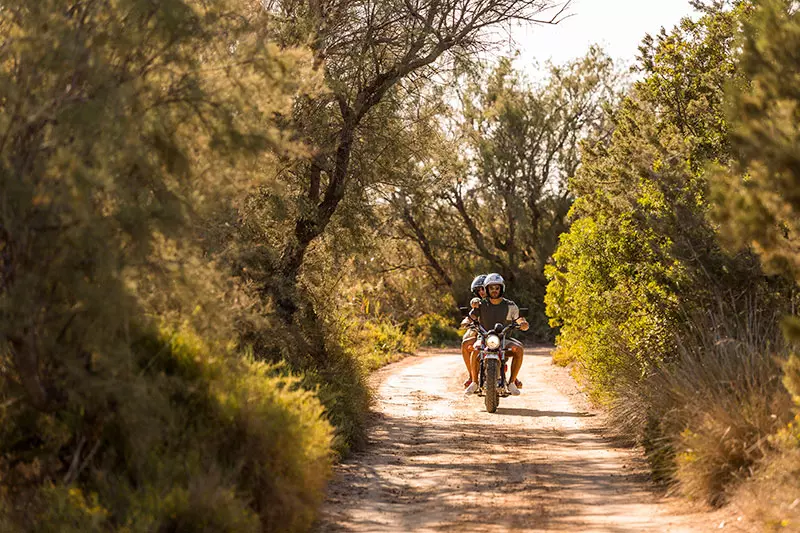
462, 312, 523, 413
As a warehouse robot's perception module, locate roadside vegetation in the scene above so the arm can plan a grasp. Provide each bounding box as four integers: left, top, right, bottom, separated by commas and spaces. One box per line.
545, 0, 800, 525
0, 0, 572, 530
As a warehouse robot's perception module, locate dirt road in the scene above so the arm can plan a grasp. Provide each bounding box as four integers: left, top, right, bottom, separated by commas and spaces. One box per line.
316, 347, 752, 532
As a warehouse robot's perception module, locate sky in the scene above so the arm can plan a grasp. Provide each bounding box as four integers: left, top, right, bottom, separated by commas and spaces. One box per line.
500, 0, 695, 75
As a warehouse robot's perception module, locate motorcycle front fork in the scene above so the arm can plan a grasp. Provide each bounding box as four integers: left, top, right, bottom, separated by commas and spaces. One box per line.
479, 355, 508, 389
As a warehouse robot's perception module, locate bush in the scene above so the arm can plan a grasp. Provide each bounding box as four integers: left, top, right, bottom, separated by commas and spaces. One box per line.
735, 419, 800, 531
610, 308, 794, 505
545, 213, 684, 405
298, 340, 372, 456
551, 345, 575, 367
410, 313, 462, 347
0, 327, 334, 532
352, 319, 418, 372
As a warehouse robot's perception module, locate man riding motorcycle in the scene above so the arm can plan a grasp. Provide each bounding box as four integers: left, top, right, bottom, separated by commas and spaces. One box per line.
465, 273, 529, 396
460, 274, 487, 389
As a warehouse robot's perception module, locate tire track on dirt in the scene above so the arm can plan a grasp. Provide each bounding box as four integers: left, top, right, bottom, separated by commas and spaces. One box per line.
315, 347, 753, 532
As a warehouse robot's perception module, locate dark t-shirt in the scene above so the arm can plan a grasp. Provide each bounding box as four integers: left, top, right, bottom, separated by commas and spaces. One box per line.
471, 298, 521, 330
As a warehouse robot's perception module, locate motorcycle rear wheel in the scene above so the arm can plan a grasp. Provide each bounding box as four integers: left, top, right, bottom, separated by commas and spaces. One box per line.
484, 358, 499, 413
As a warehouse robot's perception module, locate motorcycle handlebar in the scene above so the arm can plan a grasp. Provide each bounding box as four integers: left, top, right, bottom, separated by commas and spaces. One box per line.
464, 316, 522, 337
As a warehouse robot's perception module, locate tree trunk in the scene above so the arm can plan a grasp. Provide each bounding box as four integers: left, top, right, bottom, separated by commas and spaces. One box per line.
400, 203, 454, 291
274, 121, 356, 318
10, 336, 49, 411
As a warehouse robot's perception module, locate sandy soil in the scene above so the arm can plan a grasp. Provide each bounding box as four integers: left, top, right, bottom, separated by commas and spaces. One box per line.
315, 346, 756, 532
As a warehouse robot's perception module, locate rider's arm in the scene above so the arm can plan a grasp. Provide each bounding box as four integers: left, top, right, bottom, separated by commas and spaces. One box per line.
508, 303, 530, 332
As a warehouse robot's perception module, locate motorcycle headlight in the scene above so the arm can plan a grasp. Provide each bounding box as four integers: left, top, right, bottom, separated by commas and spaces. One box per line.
486, 334, 501, 349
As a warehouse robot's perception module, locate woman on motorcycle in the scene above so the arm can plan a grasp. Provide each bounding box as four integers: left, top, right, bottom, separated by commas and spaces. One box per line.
460, 274, 487, 388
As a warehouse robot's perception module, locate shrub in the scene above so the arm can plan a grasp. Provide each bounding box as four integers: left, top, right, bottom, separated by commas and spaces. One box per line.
551, 345, 575, 367
298, 340, 372, 456
0, 327, 334, 532
735, 422, 800, 531
410, 313, 462, 347
610, 307, 794, 505
354, 319, 417, 372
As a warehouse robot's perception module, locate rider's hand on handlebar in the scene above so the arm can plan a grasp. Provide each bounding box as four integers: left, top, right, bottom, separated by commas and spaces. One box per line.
515, 317, 530, 331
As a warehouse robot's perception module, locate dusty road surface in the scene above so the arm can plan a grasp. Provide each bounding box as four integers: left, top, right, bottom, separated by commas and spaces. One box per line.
315, 347, 753, 532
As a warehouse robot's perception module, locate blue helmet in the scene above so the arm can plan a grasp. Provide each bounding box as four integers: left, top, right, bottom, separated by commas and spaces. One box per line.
470, 274, 488, 296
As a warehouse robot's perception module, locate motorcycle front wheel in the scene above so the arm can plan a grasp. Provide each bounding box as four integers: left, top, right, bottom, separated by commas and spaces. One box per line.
484, 358, 499, 413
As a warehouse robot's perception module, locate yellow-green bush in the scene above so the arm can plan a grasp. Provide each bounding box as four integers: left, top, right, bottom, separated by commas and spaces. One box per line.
0, 328, 333, 532
353, 319, 417, 372
410, 313, 462, 347
345, 313, 460, 374
551, 345, 576, 367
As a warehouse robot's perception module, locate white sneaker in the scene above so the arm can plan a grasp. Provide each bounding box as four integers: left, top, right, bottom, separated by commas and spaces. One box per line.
464, 382, 478, 395
508, 382, 521, 396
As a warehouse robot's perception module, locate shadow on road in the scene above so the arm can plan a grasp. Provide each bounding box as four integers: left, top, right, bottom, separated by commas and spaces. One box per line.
494, 407, 595, 418
317, 408, 656, 532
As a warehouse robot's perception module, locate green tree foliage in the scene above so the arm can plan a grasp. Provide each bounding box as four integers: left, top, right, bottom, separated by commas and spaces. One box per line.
0, 1, 333, 530
713, 0, 800, 414
385, 50, 619, 337
712, 0, 800, 281
708, 1, 800, 521
545, 0, 798, 505
545, 1, 771, 399
712, 0, 800, 431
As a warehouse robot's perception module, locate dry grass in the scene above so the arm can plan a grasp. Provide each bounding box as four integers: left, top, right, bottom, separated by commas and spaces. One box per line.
735, 438, 800, 531
609, 305, 794, 505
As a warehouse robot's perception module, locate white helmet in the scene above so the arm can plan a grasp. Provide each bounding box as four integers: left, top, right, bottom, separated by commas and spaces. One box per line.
470, 274, 487, 296
483, 273, 505, 297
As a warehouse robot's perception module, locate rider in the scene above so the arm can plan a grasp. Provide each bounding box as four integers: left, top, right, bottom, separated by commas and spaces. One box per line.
460, 274, 487, 388
465, 273, 529, 396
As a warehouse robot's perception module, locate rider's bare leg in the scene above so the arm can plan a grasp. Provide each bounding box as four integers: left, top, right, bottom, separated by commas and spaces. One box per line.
470, 349, 481, 384
508, 345, 524, 383
461, 340, 476, 384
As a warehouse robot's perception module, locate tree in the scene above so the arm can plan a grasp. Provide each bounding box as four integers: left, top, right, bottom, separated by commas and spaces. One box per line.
0, 2, 334, 530
544, 0, 771, 397
250, 0, 572, 318
383, 50, 619, 335
0, 0, 305, 411
711, 0, 800, 404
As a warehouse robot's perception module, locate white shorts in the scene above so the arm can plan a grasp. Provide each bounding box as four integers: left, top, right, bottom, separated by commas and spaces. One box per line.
505, 338, 523, 349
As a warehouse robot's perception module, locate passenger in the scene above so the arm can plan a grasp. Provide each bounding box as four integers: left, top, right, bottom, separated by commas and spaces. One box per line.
460, 274, 487, 389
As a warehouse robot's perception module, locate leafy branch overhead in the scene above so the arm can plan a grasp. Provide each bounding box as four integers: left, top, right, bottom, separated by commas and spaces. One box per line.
249, 0, 572, 316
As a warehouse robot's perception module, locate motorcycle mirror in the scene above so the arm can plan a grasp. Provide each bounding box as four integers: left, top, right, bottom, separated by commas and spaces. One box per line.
518, 307, 529, 317
459, 306, 471, 317
494, 323, 504, 333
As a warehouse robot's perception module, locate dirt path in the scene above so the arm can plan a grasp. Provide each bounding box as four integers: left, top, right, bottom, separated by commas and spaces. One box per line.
316, 347, 753, 532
